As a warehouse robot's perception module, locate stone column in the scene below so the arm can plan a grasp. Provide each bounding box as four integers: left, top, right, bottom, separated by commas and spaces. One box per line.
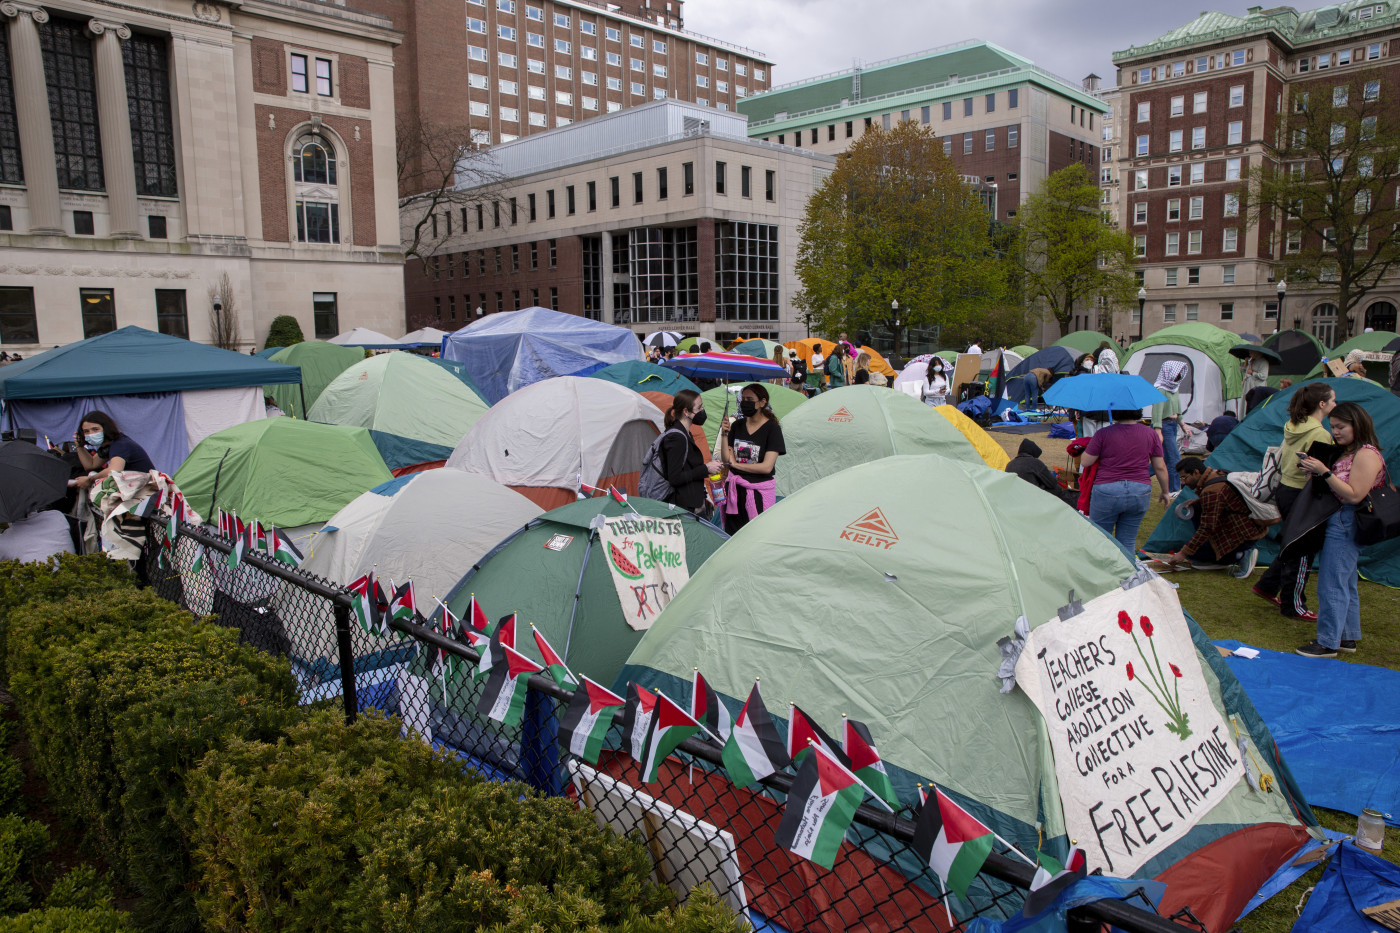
0, 2, 62, 234
88, 19, 141, 238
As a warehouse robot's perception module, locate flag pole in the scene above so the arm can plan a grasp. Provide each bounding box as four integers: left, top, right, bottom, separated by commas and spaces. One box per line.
937, 875, 954, 927
990, 832, 1037, 867
810, 742, 895, 813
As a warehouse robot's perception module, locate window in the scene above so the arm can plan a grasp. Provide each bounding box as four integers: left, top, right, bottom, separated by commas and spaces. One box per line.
293, 138, 339, 243
1188, 230, 1202, 254
499, 106, 518, 122
964, 133, 973, 154
1264, 300, 1279, 319
1287, 229, 1302, 252
1193, 90, 1207, 113
1137, 101, 1150, 121
717, 58, 728, 71
1169, 95, 1183, 116
1226, 121, 1242, 144
1166, 232, 1180, 255
985, 129, 995, 151
582, 71, 596, 85
715, 161, 725, 194
565, 184, 575, 215
498, 52, 517, 67
313, 293, 338, 339
1187, 266, 1200, 285
1163, 304, 1177, 323
1338, 48, 1351, 66
765, 169, 775, 202
1227, 84, 1244, 108
555, 39, 571, 53
1331, 122, 1346, 145
582, 96, 597, 110
1364, 80, 1381, 103
498, 24, 516, 40
1334, 85, 1349, 107
1192, 126, 1205, 149
1008, 126, 1018, 147
1134, 202, 1147, 224
1225, 158, 1241, 181
1186, 303, 1199, 321
1136, 135, 1149, 156
1168, 165, 1182, 186
1008, 88, 1019, 108
581, 21, 595, 35
657, 166, 668, 199
469, 73, 488, 89
526, 84, 545, 100
1165, 268, 1178, 286
499, 78, 517, 95
630, 34, 643, 48
1323, 227, 1336, 250
985, 92, 995, 113
1190, 162, 1204, 184
606, 26, 620, 41
1134, 235, 1146, 257
125, 33, 178, 196
468, 46, 487, 62
964, 97, 973, 117
653, 39, 666, 53
606, 51, 621, 66
696, 75, 708, 88
78, 288, 115, 338
555, 64, 573, 79
1139, 68, 1151, 84
314, 57, 332, 96
1189, 195, 1203, 219
1167, 198, 1180, 220
1220, 302, 1234, 321
943, 139, 952, 156
1224, 192, 1239, 217
1232, 49, 1245, 66
290, 52, 308, 92
0, 288, 36, 344
741, 165, 751, 198
1357, 226, 1370, 249
716, 80, 728, 93
42, 17, 103, 190
146, 214, 166, 239
1169, 130, 1183, 152
1362, 116, 1378, 140
1369, 43, 1381, 61
1134, 169, 1148, 189
556, 91, 572, 105
527, 111, 546, 126
606, 76, 621, 91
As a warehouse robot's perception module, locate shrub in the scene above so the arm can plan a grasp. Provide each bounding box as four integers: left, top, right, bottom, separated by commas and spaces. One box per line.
0, 906, 135, 932
43, 866, 111, 912
264, 315, 304, 350
0, 722, 22, 819
0, 815, 49, 915
0, 555, 133, 683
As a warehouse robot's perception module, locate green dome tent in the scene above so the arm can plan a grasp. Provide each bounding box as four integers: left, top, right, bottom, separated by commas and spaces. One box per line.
588, 360, 700, 397
1053, 330, 1119, 364
1123, 322, 1245, 421
775, 385, 988, 496
173, 418, 392, 528
265, 341, 364, 419
1010, 344, 1038, 358
732, 338, 784, 360
1300, 330, 1400, 381
696, 383, 807, 447
307, 352, 490, 470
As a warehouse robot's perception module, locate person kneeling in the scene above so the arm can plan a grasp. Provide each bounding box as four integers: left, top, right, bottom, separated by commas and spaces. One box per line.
1164, 457, 1269, 577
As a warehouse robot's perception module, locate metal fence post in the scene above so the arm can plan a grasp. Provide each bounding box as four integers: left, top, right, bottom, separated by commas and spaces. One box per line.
333, 601, 358, 723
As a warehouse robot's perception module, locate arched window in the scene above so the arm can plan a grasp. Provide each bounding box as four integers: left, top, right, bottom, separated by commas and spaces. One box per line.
293, 139, 336, 185
292, 136, 339, 243
1365, 301, 1397, 332
1311, 303, 1337, 347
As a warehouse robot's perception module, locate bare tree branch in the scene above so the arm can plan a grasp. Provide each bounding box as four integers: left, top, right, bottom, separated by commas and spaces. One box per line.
207, 273, 239, 350
397, 117, 507, 267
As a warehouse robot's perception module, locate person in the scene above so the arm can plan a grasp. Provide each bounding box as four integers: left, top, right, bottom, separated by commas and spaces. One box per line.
1075, 353, 1095, 374
1295, 401, 1386, 658
1092, 341, 1120, 374
789, 350, 807, 393
853, 351, 872, 385
72, 412, 154, 489
1252, 383, 1335, 621
807, 346, 825, 395
1006, 439, 1077, 505
1079, 408, 1171, 551
720, 383, 785, 533
1020, 367, 1053, 409
1205, 410, 1238, 451
1390, 350, 1400, 397
1243, 383, 1279, 414
1163, 458, 1268, 576
825, 343, 848, 390
1151, 361, 1186, 495
920, 357, 950, 406
967, 340, 982, 355
658, 390, 723, 517
0, 510, 75, 563
264, 395, 286, 418
1241, 350, 1270, 399
771, 345, 790, 385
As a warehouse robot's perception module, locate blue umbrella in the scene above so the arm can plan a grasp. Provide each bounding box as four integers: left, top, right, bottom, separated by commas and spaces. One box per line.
1042, 372, 1166, 412
660, 352, 788, 381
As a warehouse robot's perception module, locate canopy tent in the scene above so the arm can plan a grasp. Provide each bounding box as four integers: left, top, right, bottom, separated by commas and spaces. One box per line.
1145, 378, 1400, 587
1052, 330, 1121, 365
173, 418, 392, 528
931, 404, 1010, 470
307, 352, 489, 470
588, 360, 700, 397
1302, 331, 1400, 381
0, 327, 293, 472
1262, 329, 1326, 379
774, 385, 990, 496
328, 327, 404, 349
446, 376, 663, 510
442, 307, 642, 404
399, 326, 450, 348
695, 383, 807, 447
265, 341, 365, 420
622, 454, 1314, 928
442, 496, 728, 688
1123, 322, 1245, 422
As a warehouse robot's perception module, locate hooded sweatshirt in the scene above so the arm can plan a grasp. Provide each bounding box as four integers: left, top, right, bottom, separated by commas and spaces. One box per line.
1278, 416, 1334, 488
1006, 439, 1071, 502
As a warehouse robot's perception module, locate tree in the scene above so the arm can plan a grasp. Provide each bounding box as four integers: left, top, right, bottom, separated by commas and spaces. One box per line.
793, 122, 1007, 351
265, 315, 304, 351
397, 116, 505, 267
1245, 69, 1400, 328
1014, 164, 1138, 338
207, 273, 239, 350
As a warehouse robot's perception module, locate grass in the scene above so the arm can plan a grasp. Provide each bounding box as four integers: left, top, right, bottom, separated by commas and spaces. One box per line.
988, 429, 1400, 932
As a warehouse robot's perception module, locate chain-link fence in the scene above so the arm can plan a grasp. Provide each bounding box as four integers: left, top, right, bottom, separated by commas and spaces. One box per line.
139, 518, 1203, 933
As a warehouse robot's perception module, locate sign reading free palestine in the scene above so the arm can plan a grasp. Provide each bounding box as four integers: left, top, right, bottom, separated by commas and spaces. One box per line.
1014, 577, 1244, 877
596, 515, 689, 631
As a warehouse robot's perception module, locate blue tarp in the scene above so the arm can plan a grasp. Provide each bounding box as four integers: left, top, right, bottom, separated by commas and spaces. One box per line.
0, 326, 300, 400
1293, 841, 1400, 933
1217, 640, 1400, 825
441, 307, 641, 404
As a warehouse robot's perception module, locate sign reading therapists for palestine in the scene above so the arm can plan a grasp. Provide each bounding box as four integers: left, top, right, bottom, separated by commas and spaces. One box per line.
1013, 577, 1244, 877
596, 516, 689, 631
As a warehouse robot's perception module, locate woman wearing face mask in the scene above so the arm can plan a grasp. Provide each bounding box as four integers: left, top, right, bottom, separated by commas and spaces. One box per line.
921, 357, 950, 406
720, 383, 786, 533
72, 411, 155, 489
658, 390, 723, 517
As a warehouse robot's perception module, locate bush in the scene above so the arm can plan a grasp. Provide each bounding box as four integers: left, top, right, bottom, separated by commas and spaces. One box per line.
264, 315, 304, 351
0, 815, 49, 916
0, 555, 133, 683
0, 906, 135, 933
43, 866, 111, 912
0, 722, 23, 819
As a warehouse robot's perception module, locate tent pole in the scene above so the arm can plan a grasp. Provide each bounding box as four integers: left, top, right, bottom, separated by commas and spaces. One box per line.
208, 447, 231, 521
562, 528, 595, 662
298, 382, 308, 419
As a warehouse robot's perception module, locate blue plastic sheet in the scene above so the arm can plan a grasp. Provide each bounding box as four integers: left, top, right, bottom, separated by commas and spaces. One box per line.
1293, 841, 1400, 933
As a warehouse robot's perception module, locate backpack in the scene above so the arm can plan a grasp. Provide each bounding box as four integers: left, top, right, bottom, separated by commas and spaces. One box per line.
1250, 445, 1283, 503
638, 425, 689, 501
1202, 474, 1282, 526
790, 357, 807, 381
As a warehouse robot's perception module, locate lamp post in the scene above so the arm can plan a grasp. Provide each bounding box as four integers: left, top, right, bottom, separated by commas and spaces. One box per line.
1136, 287, 1146, 343
1276, 280, 1286, 333
891, 299, 902, 356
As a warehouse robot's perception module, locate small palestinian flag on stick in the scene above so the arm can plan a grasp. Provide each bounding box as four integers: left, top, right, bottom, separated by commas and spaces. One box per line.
531, 625, 577, 690
787, 704, 850, 768
1022, 844, 1088, 918
607, 486, 628, 505
623, 683, 658, 759
226, 515, 247, 570
477, 644, 542, 727
774, 741, 864, 870
843, 716, 900, 810
912, 786, 995, 902
639, 691, 703, 783
386, 580, 420, 629
558, 676, 626, 764
475, 613, 516, 682
721, 679, 788, 788
691, 669, 731, 744
577, 476, 606, 499
466, 593, 490, 634
347, 572, 382, 636
189, 544, 206, 575
427, 598, 464, 691
270, 527, 304, 567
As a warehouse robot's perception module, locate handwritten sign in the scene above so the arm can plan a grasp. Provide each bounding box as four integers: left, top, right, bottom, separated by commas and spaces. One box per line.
1014, 577, 1244, 877
596, 515, 689, 630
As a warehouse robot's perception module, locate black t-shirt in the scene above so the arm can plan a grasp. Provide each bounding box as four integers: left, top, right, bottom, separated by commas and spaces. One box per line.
103, 436, 155, 473
727, 418, 785, 481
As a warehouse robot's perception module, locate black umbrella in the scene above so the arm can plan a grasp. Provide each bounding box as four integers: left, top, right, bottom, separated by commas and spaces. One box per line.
1229, 343, 1283, 364
0, 441, 72, 522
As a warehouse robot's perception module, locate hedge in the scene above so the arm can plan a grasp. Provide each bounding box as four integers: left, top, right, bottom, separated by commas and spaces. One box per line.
0, 906, 135, 933
264, 315, 304, 350
0, 816, 48, 916
0, 555, 133, 683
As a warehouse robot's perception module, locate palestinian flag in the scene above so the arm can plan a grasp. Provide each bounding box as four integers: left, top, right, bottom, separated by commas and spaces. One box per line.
607, 486, 628, 504
691, 669, 732, 744
347, 572, 382, 636
387, 580, 420, 628
774, 742, 864, 870
639, 691, 703, 783
217, 509, 230, 539
720, 680, 789, 788
843, 718, 900, 809
578, 477, 606, 498
466, 594, 490, 633
531, 625, 577, 690
476, 644, 542, 727
558, 676, 625, 764
427, 600, 460, 687
912, 786, 995, 901
1022, 845, 1087, 917
226, 516, 247, 570
787, 704, 849, 768
623, 683, 658, 759
475, 613, 516, 682
270, 528, 304, 567
189, 544, 206, 575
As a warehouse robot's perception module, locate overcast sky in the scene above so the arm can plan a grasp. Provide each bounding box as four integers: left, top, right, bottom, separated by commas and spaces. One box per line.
685, 0, 1261, 92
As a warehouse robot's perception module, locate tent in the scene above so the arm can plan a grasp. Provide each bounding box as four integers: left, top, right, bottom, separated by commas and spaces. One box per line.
621, 454, 1314, 930
1123, 322, 1244, 422
980, 347, 1025, 376
695, 383, 807, 447
446, 376, 663, 509
265, 341, 365, 420
1302, 331, 1400, 382
931, 404, 1010, 470
783, 337, 836, 362
0, 326, 295, 472
1053, 330, 1121, 365
774, 386, 990, 496
443, 496, 729, 687
421, 355, 487, 400
399, 326, 450, 348
1144, 378, 1400, 587
328, 327, 405, 349
1001, 345, 1079, 404
676, 336, 720, 353
732, 338, 784, 360
588, 360, 700, 397
307, 352, 489, 470
441, 307, 642, 404
857, 345, 898, 378
1262, 329, 1326, 380
173, 418, 392, 528
1010, 344, 1038, 358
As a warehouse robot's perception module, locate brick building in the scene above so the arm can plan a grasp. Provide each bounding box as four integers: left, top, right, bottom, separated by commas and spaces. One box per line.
1110, 1, 1400, 343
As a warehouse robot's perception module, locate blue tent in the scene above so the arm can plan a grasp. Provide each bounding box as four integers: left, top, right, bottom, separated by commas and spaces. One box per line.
588, 360, 700, 397
441, 307, 641, 404
1144, 378, 1400, 586
1002, 346, 1079, 403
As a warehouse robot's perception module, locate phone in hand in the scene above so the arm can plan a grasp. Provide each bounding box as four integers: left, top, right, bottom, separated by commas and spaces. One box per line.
1296, 450, 1309, 459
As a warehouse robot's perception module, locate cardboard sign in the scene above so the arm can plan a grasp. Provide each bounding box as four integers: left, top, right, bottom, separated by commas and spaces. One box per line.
1014, 577, 1244, 877
951, 353, 981, 397
596, 515, 689, 630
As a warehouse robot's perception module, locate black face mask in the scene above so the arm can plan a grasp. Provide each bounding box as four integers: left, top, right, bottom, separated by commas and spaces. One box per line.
690, 408, 708, 426
739, 400, 758, 417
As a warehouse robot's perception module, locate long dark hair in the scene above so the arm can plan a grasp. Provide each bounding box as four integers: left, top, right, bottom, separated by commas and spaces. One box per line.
926, 356, 946, 382
665, 389, 700, 429
743, 383, 776, 421
78, 410, 123, 441
1328, 401, 1380, 453
1288, 383, 1334, 424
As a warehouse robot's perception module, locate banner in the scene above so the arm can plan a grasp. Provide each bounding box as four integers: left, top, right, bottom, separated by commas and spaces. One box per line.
597, 515, 690, 630
1014, 577, 1244, 877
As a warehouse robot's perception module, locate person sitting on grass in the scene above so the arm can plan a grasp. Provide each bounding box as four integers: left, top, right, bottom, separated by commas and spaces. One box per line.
1163, 457, 1268, 577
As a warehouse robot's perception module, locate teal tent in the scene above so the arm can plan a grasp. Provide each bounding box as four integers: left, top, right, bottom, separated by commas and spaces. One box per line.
1144, 378, 1400, 586
265, 341, 364, 419
588, 360, 700, 397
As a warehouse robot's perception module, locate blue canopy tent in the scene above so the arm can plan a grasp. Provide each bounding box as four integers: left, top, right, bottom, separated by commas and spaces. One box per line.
0, 326, 299, 472
441, 307, 641, 404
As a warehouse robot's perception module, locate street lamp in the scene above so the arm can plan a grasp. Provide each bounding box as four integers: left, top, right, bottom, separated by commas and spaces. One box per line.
891, 299, 902, 356
1276, 280, 1286, 332
1136, 287, 1147, 343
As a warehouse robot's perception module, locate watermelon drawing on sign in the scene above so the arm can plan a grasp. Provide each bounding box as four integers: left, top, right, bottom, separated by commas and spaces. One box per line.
609, 542, 644, 580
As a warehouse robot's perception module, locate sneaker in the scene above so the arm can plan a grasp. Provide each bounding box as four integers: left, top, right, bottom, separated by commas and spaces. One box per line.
1296, 641, 1338, 659
1251, 585, 1282, 608
1230, 548, 1259, 579
1339, 640, 1358, 654
1284, 609, 1319, 623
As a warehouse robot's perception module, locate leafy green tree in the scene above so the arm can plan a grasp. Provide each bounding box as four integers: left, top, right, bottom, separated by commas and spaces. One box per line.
1245, 69, 1400, 329
1014, 163, 1138, 338
793, 122, 1007, 350
264, 315, 304, 351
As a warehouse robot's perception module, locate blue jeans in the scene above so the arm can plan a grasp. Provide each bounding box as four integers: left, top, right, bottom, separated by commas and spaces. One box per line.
1315, 505, 1362, 649
1089, 480, 1151, 552
1020, 373, 1040, 407
1159, 420, 1181, 493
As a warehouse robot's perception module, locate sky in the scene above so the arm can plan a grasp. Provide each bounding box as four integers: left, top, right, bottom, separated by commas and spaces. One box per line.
684, 0, 1262, 93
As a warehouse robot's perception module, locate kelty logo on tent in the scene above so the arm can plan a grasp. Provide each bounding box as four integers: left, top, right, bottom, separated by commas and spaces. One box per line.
827, 407, 854, 423
840, 509, 897, 549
